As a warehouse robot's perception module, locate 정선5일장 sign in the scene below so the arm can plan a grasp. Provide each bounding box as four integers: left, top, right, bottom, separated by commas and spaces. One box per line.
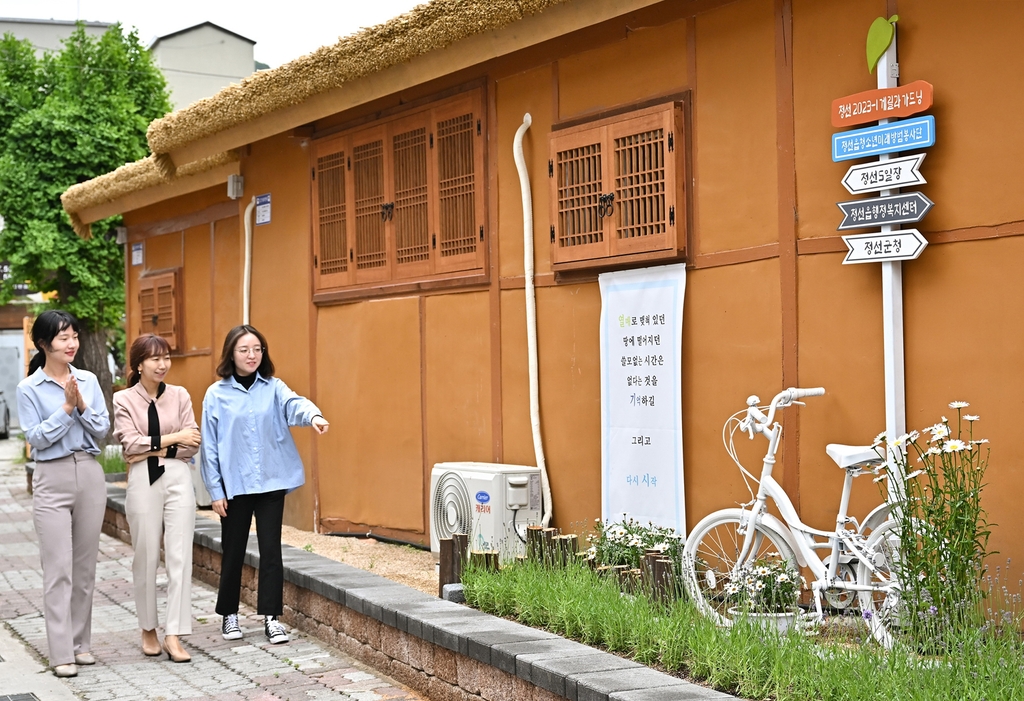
599, 264, 686, 535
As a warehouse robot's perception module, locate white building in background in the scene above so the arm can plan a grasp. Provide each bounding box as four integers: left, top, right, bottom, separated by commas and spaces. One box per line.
0, 17, 112, 55
150, 22, 257, 110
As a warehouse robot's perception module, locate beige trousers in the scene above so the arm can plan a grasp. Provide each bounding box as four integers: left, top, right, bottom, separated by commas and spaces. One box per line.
125, 458, 196, 635
32, 451, 106, 666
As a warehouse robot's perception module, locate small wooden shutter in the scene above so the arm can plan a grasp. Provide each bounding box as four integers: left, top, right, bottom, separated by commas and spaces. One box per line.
608, 108, 676, 256
550, 101, 685, 268
138, 271, 178, 350
390, 112, 432, 279
351, 126, 390, 283
431, 92, 485, 274
313, 135, 351, 288
550, 124, 610, 264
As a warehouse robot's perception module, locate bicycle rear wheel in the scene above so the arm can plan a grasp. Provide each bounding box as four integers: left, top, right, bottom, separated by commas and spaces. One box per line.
683, 509, 797, 625
856, 519, 902, 647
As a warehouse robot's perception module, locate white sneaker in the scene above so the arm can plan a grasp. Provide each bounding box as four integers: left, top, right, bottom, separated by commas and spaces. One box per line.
264, 616, 289, 644
221, 613, 243, 640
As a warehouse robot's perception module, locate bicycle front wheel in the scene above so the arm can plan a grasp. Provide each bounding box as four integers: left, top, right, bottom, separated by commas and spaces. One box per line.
683, 509, 797, 625
856, 519, 901, 648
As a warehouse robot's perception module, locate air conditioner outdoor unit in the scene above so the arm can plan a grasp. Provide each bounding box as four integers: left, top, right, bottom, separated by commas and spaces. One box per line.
430, 462, 543, 560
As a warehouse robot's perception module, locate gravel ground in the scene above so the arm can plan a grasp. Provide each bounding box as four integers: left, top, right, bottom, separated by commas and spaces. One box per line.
195, 510, 439, 596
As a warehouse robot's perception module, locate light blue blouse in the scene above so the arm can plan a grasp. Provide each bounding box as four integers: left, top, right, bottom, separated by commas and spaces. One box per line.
17, 366, 110, 461
200, 374, 321, 502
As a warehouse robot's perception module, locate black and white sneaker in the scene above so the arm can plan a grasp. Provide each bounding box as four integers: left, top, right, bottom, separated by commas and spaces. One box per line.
264, 616, 289, 644
221, 613, 243, 640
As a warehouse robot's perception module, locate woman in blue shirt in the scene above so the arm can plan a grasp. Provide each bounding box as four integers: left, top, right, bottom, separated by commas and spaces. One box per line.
17, 310, 109, 678
200, 324, 328, 645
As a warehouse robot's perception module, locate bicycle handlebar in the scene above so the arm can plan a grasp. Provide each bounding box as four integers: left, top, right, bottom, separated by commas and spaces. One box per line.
750, 387, 826, 430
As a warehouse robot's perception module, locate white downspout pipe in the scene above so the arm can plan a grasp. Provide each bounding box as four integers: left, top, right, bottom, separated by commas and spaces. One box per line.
243, 196, 256, 325
513, 113, 553, 528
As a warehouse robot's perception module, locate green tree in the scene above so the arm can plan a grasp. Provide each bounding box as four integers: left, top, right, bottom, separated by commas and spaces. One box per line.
0, 24, 170, 420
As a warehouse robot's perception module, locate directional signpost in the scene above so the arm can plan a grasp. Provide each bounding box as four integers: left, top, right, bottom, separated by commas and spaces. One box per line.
841, 153, 926, 194
832, 115, 935, 162
841, 229, 928, 264
837, 192, 933, 230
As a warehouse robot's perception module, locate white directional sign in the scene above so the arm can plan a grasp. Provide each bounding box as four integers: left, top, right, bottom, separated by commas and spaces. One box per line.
841, 229, 928, 265
841, 153, 927, 195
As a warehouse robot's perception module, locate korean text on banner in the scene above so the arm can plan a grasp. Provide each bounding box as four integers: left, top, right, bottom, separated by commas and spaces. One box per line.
599, 264, 686, 535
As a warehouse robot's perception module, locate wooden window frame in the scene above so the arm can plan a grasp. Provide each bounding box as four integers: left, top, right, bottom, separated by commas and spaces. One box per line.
549, 101, 688, 273
138, 269, 180, 351
311, 88, 488, 302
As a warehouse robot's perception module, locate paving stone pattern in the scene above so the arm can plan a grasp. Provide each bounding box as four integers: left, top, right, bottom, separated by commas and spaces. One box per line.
0, 452, 423, 701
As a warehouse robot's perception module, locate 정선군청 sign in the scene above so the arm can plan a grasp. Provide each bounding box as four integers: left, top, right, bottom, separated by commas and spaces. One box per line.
841, 229, 928, 265
832, 115, 935, 162
599, 264, 686, 535
836, 192, 933, 230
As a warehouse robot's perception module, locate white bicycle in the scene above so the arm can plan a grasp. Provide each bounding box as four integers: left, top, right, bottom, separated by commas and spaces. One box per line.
682, 387, 902, 647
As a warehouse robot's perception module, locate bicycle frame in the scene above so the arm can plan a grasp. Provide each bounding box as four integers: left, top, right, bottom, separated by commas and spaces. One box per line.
735, 392, 891, 607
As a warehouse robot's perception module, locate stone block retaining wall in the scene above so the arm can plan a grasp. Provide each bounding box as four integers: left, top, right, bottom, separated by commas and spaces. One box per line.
102, 486, 732, 701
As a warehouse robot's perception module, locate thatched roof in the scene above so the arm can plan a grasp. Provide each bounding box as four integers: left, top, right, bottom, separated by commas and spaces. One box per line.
61, 151, 238, 236
146, 0, 570, 155
63, 0, 573, 229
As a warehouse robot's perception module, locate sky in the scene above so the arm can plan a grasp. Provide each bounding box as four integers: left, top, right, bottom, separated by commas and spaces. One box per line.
0, 0, 426, 67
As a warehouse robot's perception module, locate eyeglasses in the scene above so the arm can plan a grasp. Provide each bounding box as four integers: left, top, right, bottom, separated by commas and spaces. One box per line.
234, 346, 264, 357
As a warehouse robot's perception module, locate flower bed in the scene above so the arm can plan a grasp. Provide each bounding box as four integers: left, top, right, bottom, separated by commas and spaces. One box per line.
462, 558, 1024, 701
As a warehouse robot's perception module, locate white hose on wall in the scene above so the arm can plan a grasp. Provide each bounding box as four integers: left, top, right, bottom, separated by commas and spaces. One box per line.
513, 113, 553, 528
243, 196, 256, 325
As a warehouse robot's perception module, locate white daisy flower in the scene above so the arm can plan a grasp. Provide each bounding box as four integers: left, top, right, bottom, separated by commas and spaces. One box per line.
754, 566, 770, 576
873, 474, 887, 483
943, 439, 967, 453
964, 415, 979, 422
949, 401, 969, 409
873, 431, 887, 446
926, 447, 941, 456
905, 470, 924, 480
972, 439, 990, 444
754, 581, 766, 591
776, 573, 790, 583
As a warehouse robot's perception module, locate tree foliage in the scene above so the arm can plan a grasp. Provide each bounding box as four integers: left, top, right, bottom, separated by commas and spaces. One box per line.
0, 24, 170, 333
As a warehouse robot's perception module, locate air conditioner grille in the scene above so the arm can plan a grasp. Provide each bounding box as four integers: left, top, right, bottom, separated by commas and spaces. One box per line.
432, 470, 472, 540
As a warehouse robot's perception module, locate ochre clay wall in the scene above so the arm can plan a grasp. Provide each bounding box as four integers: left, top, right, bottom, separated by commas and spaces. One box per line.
119, 0, 1024, 572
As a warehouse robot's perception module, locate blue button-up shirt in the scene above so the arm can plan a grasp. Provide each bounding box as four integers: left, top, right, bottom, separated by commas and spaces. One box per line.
200, 374, 322, 502
17, 366, 110, 461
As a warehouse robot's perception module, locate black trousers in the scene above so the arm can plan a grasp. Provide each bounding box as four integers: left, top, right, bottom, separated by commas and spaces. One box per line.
216, 489, 286, 617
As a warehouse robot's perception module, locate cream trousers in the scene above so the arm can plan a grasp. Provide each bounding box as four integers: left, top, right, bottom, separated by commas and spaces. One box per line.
125, 458, 196, 635
32, 451, 106, 666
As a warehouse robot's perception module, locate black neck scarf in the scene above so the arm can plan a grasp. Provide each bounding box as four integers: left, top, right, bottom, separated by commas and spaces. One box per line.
147, 382, 176, 485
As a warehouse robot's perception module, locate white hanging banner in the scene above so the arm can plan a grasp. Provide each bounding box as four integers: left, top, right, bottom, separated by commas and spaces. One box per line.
599, 263, 686, 535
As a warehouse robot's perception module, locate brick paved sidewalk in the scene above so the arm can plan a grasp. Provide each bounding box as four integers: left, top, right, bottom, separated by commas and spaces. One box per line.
0, 438, 424, 701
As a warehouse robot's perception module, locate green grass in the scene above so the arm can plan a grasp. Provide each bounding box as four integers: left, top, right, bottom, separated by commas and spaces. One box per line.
96, 450, 127, 475
462, 559, 1024, 701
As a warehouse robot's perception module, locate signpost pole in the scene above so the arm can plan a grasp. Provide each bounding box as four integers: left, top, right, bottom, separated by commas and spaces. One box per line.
877, 30, 907, 498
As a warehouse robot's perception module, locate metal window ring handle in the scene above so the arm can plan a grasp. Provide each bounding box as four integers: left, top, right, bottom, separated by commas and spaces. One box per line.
598, 193, 615, 218
381, 203, 388, 221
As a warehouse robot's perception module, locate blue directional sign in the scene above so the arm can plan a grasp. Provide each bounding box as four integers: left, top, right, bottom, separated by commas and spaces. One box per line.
832, 115, 935, 162
837, 192, 934, 230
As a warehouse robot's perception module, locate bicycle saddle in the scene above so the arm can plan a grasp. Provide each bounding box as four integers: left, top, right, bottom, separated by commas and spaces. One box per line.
826, 444, 884, 470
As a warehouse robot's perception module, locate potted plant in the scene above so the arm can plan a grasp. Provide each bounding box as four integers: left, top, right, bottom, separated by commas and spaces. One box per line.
725, 557, 801, 634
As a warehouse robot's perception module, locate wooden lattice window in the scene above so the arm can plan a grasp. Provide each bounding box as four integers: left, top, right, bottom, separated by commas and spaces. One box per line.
138, 271, 178, 351
549, 101, 686, 270
313, 137, 348, 288
310, 88, 486, 292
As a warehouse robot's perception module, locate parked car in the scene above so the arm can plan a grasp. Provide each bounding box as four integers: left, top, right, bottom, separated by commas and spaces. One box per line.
0, 390, 9, 439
